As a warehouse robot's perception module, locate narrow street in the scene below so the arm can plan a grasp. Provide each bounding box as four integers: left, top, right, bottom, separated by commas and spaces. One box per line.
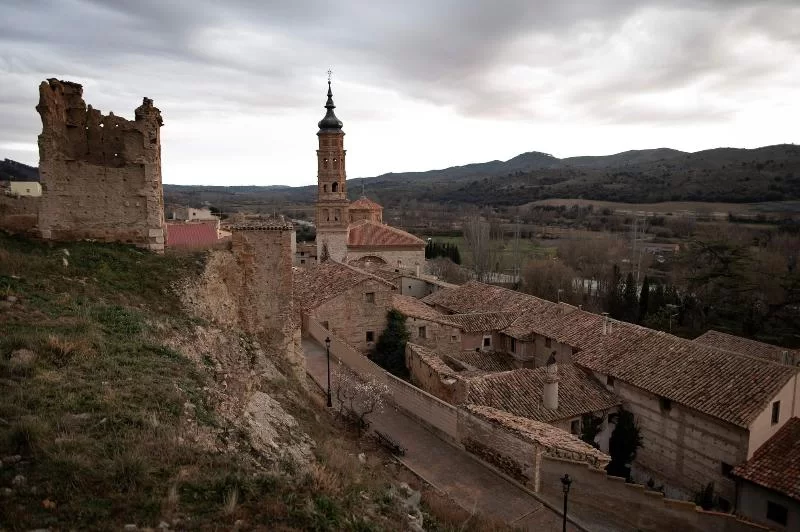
302, 337, 583, 531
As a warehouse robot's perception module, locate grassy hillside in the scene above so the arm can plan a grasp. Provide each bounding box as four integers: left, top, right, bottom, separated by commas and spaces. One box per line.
0, 234, 505, 531
163, 144, 800, 212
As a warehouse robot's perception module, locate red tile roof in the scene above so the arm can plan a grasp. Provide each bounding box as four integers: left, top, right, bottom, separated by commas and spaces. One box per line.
575, 332, 799, 428
694, 330, 799, 365
444, 312, 519, 333
392, 294, 455, 324
465, 405, 611, 468
347, 220, 425, 248
293, 261, 396, 313
349, 196, 383, 211
449, 350, 517, 373
165, 221, 224, 249
732, 417, 800, 501
466, 363, 621, 423
422, 280, 551, 314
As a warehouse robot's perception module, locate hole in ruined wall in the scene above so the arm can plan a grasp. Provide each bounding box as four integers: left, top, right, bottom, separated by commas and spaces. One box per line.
114, 124, 119, 128
100, 123, 104, 128
114, 153, 119, 157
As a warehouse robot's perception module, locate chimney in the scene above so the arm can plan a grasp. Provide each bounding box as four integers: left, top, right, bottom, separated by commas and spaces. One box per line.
543, 352, 559, 410
602, 312, 609, 335
415, 263, 420, 277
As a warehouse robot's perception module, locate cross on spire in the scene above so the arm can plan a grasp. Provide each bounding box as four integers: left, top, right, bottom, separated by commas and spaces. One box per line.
327, 69, 332, 83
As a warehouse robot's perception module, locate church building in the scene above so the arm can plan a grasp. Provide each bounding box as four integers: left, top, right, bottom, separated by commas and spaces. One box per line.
314, 80, 425, 269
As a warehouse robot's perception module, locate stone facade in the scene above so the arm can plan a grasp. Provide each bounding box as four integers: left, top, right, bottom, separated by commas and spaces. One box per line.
346, 248, 425, 271
36, 79, 165, 250
0, 194, 39, 234
308, 278, 394, 353
601, 375, 749, 502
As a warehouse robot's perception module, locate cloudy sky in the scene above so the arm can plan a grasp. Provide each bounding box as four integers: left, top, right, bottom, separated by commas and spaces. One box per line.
1, 1, 798, 186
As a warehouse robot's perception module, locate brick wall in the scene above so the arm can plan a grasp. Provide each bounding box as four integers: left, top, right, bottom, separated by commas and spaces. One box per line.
36, 79, 165, 251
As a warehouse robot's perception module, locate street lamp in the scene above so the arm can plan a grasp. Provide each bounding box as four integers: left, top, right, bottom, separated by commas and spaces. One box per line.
561, 474, 572, 532
325, 336, 332, 408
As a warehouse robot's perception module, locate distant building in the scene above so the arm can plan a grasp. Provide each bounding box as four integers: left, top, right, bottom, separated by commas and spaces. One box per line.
694, 329, 800, 366
165, 220, 229, 250
168, 206, 218, 222
8, 181, 42, 197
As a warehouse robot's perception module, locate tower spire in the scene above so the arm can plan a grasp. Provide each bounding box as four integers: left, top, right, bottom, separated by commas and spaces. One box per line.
318, 70, 343, 132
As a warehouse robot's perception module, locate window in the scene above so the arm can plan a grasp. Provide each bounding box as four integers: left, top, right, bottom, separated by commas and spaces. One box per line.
570, 419, 580, 435
321, 321, 329, 330
365, 292, 375, 304
483, 336, 491, 348
332, 182, 338, 192
323, 184, 328, 193
659, 397, 672, 412
607, 375, 615, 386
418, 326, 427, 339
300, 259, 305, 264
323, 158, 328, 168
721, 462, 734, 479
323, 208, 330, 221
767, 501, 788, 526
510, 337, 517, 353
771, 401, 780, 425
334, 208, 340, 221
545, 338, 552, 348
366, 331, 375, 343
451, 335, 458, 342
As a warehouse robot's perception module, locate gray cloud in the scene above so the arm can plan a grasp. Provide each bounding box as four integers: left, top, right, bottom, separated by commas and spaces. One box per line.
0, 0, 798, 174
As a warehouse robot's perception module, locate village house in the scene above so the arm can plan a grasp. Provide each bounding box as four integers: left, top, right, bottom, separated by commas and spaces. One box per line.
732, 417, 800, 530
694, 329, 800, 366
410, 279, 800, 504
293, 261, 397, 352
575, 331, 800, 504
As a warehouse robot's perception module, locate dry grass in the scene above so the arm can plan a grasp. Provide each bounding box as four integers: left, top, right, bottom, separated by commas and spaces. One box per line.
421, 489, 516, 532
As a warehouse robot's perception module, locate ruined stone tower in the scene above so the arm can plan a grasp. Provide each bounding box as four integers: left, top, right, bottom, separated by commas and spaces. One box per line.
36, 79, 165, 250
315, 80, 349, 262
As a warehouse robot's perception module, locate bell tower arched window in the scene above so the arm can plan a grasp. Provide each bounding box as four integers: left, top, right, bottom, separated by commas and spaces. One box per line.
331, 182, 338, 192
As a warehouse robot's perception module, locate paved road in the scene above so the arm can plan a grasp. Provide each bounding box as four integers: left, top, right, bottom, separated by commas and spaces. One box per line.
302, 337, 581, 531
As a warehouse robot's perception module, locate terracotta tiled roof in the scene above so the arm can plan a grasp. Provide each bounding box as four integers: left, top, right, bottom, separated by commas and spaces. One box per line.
392, 294, 454, 324
575, 332, 799, 428
165, 221, 225, 249
465, 405, 611, 468
444, 312, 519, 333
449, 350, 517, 373
466, 364, 621, 424
366, 268, 405, 283
421, 280, 551, 314
349, 196, 383, 211
694, 330, 799, 365
732, 417, 800, 501
293, 261, 396, 312
347, 219, 425, 248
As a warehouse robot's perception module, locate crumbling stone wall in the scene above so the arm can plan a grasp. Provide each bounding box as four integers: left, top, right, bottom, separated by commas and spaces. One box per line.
36, 79, 165, 250
178, 220, 303, 379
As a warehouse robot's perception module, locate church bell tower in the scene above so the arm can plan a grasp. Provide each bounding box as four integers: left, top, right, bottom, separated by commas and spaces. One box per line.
315, 74, 349, 262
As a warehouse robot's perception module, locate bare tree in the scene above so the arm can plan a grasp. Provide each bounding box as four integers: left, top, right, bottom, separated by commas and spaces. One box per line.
463, 216, 497, 282
333, 367, 390, 436
426, 257, 471, 285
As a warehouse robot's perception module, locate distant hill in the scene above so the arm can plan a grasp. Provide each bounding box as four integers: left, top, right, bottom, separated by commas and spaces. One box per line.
10, 143, 800, 210
0, 159, 39, 182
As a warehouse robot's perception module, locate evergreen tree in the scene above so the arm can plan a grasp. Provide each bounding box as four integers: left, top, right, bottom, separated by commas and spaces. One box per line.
320, 242, 330, 262
372, 310, 410, 379
638, 276, 651, 324
607, 409, 643, 479
623, 272, 638, 322
651, 283, 666, 313
607, 265, 624, 319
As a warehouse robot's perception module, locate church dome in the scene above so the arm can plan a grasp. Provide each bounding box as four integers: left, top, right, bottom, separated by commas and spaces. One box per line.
349, 196, 383, 211
318, 81, 343, 132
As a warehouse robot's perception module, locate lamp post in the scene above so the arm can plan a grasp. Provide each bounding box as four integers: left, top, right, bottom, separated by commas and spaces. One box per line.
325, 336, 332, 408
561, 473, 572, 532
